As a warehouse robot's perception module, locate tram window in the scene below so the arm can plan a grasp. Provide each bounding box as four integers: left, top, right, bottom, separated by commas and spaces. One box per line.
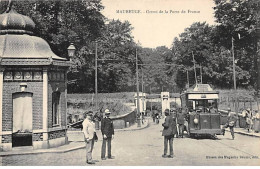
208, 100, 217, 108
188, 100, 193, 109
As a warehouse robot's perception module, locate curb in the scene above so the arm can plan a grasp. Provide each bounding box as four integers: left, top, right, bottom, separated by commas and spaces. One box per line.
234, 131, 260, 138
0, 143, 86, 157
0, 122, 150, 157
225, 129, 260, 138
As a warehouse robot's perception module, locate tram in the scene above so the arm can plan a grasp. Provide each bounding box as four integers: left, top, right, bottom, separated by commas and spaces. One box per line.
180, 84, 222, 137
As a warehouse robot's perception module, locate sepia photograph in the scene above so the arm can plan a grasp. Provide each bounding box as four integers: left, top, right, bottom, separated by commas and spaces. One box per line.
0, 0, 259, 166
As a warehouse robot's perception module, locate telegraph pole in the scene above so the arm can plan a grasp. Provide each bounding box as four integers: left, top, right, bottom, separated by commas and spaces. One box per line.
232, 37, 238, 125
200, 64, 203, 84
95, 42, 98, 113
136, 49, 141, 127
232, 37, 237, 94
256, 4, 260, 112
192, 51, 198, 85
186, 69, 189, 88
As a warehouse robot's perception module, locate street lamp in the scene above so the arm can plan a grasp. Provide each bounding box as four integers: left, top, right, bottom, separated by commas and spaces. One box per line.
67, 43, 76, 59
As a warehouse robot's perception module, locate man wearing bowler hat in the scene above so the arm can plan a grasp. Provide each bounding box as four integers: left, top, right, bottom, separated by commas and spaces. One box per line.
101, 109, 115, 160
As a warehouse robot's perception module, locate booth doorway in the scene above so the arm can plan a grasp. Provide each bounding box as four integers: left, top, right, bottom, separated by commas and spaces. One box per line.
12, 92, 33, 147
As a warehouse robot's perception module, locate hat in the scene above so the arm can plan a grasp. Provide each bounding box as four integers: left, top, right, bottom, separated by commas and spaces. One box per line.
227, 108, 231, 111
85, 111, 93, 116
104, 109, 111, 115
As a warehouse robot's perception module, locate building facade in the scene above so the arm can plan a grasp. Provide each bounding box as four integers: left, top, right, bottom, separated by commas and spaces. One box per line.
0, 5, 71, 151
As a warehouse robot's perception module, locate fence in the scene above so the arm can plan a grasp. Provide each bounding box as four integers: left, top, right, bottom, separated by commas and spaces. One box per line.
218, 96, 258, 112
219, 109, 249, 128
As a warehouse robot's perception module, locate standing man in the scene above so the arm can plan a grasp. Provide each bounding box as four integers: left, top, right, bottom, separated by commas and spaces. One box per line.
177, 109, 185, 138
171, 108, 178, 138
82, 111, 96, 165
162, 109, 176, 158
101, 109, 115, 160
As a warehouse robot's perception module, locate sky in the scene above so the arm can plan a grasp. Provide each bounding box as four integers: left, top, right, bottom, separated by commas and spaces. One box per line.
101, 0, 217, 48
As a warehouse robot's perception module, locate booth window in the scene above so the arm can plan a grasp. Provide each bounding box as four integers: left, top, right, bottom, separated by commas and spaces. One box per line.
52, 92, 61, 126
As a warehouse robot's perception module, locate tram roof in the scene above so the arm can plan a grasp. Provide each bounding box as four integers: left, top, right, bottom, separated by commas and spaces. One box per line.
183, 84, 219, 94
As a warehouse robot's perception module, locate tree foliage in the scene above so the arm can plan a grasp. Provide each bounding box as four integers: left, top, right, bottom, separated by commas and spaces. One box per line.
1, 0, 258, 93
171, 0, 259, 90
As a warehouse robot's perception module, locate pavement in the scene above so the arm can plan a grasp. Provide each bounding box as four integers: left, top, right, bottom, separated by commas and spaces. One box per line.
1, 119, 260, 166
227, 127, 260, 138
0, 119, 150, 157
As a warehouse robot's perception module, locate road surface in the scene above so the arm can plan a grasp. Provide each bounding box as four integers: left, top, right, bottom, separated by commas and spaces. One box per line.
1, 118, 259, 166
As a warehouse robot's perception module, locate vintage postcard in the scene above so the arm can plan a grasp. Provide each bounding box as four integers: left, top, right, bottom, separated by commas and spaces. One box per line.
0, 0, 259, 166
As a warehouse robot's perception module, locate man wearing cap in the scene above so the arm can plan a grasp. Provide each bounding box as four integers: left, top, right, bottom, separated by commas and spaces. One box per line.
82, 111, 96, 164
101, 109, 115, 160
162, 109, 176, 158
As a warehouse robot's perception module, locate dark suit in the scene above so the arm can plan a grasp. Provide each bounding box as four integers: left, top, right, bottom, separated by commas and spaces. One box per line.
177, 113, 185, 137
162, 114, 176, 156
101, 117, 114, 158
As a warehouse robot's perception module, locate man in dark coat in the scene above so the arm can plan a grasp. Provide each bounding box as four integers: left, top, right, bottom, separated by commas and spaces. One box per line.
101, 109, 115, 160
162, 109, 176, 158
177, 109, 186, 138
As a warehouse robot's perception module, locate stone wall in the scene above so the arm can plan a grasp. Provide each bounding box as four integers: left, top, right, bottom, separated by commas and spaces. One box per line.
111, 110, 136, 129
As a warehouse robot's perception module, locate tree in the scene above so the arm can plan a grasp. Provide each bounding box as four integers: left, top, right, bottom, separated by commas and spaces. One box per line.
68, 19, 137, 93
213, 0, 260, 88
0, 0, 105, 59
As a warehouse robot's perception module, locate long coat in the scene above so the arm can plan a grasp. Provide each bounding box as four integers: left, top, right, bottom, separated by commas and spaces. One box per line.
82, 118, 96, 140
162, 115, 177, 136
101, 117, 114, 138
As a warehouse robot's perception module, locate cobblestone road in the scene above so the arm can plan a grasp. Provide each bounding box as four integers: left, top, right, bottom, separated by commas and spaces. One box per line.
1, 119, 260, 166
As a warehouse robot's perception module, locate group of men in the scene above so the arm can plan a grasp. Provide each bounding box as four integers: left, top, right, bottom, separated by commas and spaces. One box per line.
161, 108, 187, 158
82, 106, 241, 163
82, 109, 115, 165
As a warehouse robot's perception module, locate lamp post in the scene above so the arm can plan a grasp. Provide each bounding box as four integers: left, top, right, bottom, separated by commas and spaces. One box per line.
67, 43, 75, 136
